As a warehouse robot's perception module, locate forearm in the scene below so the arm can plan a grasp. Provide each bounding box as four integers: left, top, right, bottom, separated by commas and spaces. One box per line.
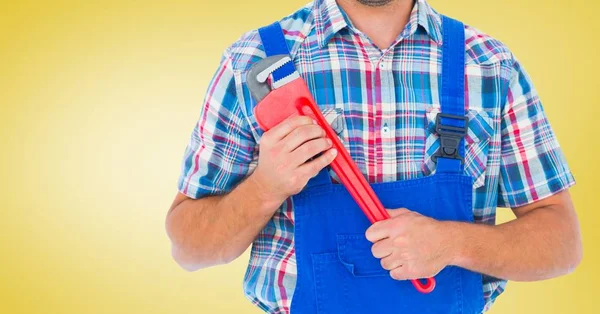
447, 203, 582, 281
166, 173, 283, 271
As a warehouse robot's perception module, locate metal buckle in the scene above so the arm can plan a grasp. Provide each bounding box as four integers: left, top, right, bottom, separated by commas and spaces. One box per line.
432, 113, 468, 163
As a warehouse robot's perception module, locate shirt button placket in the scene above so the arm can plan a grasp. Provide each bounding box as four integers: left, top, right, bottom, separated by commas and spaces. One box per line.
379, 55, 391, 136
379, 53, 396, 181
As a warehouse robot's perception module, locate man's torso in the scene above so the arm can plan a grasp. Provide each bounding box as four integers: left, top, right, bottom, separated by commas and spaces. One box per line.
222, 1, 513, 312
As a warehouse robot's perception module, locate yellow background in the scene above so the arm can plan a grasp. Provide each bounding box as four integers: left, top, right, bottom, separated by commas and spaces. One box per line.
1, 0, 598, 313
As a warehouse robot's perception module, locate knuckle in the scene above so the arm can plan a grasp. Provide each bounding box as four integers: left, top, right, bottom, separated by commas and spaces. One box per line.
312, 125, 325, 137
392, 224, 405, 236
281, 124, 293, 136
392, 236, 404, 246
291, 127, 303, 139
320, 151, 334, 165
282, 138, 297, 151
281, 142, 293, 152
301, 141, 315, 154
397, 251, 408, 260
317, 138, 329, 149
286, 116, 300, 125
294, 146, 309, 160
311, 139, 326, 151
294, 116, 312, 125
305, 128, 318, 140
298, 125, 322, 140
406, 267, 420, 280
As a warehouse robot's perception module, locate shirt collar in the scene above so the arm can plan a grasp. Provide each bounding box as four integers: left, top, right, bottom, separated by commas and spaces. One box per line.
313, 0, 443, 48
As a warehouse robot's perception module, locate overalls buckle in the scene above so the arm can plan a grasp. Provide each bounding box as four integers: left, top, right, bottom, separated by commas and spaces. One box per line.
432, 113, 468, 163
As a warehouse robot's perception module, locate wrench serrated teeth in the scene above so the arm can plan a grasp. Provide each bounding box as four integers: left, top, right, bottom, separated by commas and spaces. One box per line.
256, 56, 293, 83
248, 54, 297, 103
271, 71, 300, 89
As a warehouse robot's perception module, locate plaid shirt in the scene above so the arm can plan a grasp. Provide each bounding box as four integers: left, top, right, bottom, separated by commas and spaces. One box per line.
177, 0, 575, 312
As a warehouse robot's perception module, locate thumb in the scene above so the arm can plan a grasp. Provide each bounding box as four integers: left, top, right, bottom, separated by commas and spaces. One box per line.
386, 207, 411, 218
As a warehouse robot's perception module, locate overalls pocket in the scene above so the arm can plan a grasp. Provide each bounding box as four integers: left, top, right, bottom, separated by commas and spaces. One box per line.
336, 234, 389, 277
422, 107, 494, 188
310, 233, 463, 314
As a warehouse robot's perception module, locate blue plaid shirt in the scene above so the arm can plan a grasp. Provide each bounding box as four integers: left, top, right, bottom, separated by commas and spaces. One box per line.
177, 0, 575, 312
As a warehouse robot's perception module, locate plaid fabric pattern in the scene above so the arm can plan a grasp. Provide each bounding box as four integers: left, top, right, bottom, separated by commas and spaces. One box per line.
177, 0, 575, 312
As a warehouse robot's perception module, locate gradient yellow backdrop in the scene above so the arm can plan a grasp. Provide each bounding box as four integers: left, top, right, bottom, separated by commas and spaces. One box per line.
1, 0, 598, 313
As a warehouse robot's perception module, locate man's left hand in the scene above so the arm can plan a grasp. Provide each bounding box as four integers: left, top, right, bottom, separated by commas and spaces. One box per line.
365, 208, 456, 280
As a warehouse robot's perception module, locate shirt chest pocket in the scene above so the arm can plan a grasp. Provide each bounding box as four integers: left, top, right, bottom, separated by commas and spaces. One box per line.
422, 107, 495, 189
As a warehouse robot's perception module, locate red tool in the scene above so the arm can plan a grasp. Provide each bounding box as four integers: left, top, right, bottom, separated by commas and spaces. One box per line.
248, 55, 435, 294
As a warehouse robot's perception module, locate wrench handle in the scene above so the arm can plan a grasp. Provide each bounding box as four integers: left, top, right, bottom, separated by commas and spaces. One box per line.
298, 98, 436, 294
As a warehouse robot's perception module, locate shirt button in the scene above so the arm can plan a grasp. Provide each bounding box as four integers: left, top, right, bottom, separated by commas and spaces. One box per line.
382, 122, 390, 134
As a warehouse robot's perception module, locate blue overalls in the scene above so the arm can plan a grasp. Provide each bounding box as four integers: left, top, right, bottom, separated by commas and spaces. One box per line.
257, 15, 485, 314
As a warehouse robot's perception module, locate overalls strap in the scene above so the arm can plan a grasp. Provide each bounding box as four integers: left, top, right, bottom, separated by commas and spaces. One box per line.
436, 16, 467, 173
257, 22, 296, 82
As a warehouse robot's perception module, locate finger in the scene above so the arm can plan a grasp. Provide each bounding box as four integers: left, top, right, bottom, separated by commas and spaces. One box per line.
297, 147, 337, 177
391, 264, 431, 281
389, 265, 410, 281
380, 255, 403, 271
371, 239, 394, 259
266, 115, 315, 141
386, 208, 411, 218
365, 221, 392, 243
281, 124, 326, 153
291, 138, 333, 166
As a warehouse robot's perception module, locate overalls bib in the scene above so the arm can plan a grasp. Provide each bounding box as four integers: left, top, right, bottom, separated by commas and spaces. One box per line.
257, 15, 485, 314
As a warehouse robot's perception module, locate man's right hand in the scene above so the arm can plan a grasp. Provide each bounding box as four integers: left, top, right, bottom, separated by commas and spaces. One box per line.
249, 116, 338, 209
167, 115, 337, 270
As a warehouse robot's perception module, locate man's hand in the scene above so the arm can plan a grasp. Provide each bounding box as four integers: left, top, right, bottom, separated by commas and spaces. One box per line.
249, 115, 338, 209
364, 191, 581, 282
365, 208, 454, 280
167, 115, 338, 271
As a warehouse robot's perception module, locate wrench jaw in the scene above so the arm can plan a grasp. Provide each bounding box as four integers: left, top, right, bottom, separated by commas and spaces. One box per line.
247, 54, 298, 103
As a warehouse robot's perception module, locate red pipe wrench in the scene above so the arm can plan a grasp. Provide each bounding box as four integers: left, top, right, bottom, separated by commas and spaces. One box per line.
248, 55, 435, 294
